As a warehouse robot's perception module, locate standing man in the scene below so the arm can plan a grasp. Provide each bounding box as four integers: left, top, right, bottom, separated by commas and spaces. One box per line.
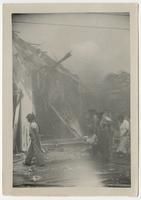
85, 109, 99, 156
92, 110, 99, 135
99, 112, 112, 162
24, 113, 45, 166
87, 109, 94, 137
116, 115, 130, 156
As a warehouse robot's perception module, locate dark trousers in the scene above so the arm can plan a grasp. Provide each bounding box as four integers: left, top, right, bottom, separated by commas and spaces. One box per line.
25, 142, 45, 166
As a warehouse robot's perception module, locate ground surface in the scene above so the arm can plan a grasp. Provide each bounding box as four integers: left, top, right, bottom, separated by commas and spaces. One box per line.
13, 139, 131, 188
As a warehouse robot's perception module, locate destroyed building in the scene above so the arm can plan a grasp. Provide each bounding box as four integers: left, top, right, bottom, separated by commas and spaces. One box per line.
13, 33, 84, 153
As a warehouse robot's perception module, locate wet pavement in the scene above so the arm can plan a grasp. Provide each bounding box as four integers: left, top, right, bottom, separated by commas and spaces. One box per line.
13, 141, 131, 188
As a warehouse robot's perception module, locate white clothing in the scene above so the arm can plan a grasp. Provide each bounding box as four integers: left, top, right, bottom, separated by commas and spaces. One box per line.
117, 119, 130, 154
120, 119, 129, 136
87, 134, 98, 145
30, 122, 39, 133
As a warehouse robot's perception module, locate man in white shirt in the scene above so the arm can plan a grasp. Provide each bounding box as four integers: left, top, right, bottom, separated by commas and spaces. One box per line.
24, 113, 45, 166
116, 116, 130, 155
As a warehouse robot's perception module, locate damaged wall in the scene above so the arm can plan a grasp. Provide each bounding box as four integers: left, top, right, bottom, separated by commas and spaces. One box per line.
13, 33, 84, 151
32, 62, 83, 139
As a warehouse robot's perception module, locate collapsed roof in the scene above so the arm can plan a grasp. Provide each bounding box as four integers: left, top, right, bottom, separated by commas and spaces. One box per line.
13, 32, 83, 139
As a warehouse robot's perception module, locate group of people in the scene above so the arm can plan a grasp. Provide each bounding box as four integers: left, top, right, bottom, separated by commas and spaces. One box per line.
85, 109, 130, 162
23, 110, 130, 167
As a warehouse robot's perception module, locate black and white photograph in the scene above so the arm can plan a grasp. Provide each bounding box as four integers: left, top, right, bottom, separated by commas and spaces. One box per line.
12, 12, 132, 188
2, 4, 139, 196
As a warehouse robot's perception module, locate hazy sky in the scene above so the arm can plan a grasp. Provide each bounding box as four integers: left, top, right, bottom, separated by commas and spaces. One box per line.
13, 13, 130, 87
